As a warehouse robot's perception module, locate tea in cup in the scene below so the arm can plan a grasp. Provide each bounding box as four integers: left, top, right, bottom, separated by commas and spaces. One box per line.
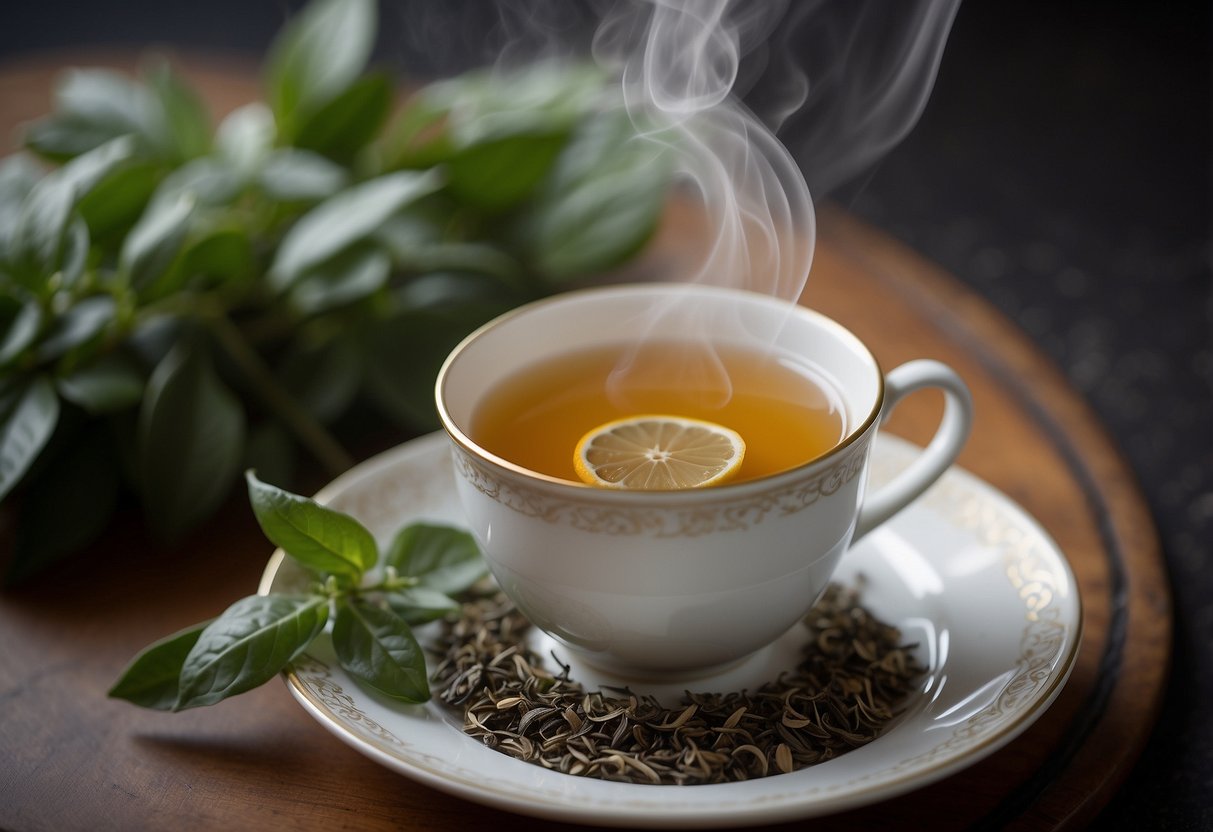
435, 283, 972, 677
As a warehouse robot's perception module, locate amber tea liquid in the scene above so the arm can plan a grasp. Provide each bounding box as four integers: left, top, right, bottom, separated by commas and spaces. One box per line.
471, 340, 846, 484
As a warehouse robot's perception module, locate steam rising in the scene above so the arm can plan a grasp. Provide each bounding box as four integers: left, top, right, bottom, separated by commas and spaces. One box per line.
752, 0, 962, 196
589, 0, 955, 406
594, 0, 815, 304
392, 0, 960, 399
392, 1, 960, 208
587, 0, 960, 303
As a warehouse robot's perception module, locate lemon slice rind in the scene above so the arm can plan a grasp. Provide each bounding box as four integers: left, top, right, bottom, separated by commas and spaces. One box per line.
572, 414, 746, 490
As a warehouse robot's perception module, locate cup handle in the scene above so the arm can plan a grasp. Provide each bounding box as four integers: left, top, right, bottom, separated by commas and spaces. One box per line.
853, 359, 974, 541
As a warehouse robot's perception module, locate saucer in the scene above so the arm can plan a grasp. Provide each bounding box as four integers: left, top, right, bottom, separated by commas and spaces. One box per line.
259, 432, 1081, 828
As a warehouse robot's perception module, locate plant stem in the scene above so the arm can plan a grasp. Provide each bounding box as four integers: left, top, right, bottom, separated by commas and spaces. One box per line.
202, 306, 354, 477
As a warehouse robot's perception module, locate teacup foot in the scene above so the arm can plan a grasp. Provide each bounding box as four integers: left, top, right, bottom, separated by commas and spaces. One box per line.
528, 625, 809, 707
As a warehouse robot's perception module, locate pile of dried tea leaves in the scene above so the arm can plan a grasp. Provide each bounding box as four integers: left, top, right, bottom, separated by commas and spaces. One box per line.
432, 583, 924, 785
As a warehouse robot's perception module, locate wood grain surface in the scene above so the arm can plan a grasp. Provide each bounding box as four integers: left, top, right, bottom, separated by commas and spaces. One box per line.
0, 54, 1171, 831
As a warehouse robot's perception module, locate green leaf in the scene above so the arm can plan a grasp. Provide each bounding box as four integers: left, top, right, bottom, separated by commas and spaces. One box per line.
276, 335, 362, 423
22, 69, 157, 161
269, 170, 442, 291
7, 428, 120, 584
385, 523, 485, 595
257, 149, 348, 202
288, 246, 389, 315
35, 295, 116, 362
266, 0, 378, 138
56, 352, 145, 414
76, 160, 162, 244
145, 59, 211, 162
370, 211, 440, 252
412, 242, 523, 285
108, 620, 212, 710
427, 62, 605, 142
375, 216, 521, 284
16, 177, 81, 278
391, 271, 521, 316
137, 341, 245, 539
0, 299, 43, 367
361, 312, 455, 430
385, 587, 460, 625
379, 95, 454, 171
332, 599, 428, 703
520, 110, 669, 280
0, 155, 43, 260
180, 227, 253, 282
0, 376, 59, 502
245, 470, 376, 578
416, 62, 607, 212
120, 191, 195, 290
53, 68, 158, 146
215, 103, 275, 180
293, 72, 392, 162
445, 129, 568, 213
364, 292, 512, 429
22, 115, 122, 163
58, 217, 90, 289
0, 382, 21, 424
152, 157, 241, 210
125, 314, 182, 370
176, 594, 328, 710
16, 136, 136, 275
0, 153, 45, 197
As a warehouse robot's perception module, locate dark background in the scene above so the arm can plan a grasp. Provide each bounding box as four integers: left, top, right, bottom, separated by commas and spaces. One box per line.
2, 1, 1209, 828
851, 6, 1211, 830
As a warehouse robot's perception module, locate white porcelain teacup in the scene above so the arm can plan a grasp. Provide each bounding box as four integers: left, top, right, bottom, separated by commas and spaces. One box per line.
436, 284, 972, 677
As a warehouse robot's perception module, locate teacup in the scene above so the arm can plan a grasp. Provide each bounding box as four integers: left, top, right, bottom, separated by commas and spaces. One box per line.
435, 283, 972, 677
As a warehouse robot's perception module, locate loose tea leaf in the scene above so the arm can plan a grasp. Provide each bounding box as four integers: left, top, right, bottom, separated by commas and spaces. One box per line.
433, 584, 924, 785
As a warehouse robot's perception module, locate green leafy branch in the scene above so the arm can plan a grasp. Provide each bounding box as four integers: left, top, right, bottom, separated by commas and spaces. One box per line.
109, 471, 486, 710
0, 0, 670, 582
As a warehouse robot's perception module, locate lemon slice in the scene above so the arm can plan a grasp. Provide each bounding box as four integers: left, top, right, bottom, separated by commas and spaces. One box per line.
573, 414, 746, 490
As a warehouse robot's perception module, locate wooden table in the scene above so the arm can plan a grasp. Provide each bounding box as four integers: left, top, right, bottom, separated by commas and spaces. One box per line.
0, 55, 1171, 831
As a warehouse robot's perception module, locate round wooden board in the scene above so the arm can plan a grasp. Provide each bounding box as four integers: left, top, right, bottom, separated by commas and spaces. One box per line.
0, 55, 1171, 831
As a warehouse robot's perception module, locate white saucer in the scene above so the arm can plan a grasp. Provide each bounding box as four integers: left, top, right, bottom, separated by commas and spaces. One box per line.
259, 432, 1081, 828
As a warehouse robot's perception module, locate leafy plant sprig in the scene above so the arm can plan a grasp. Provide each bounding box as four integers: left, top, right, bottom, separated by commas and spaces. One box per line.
0, 0, 669, 583
109, 471, 487, 710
